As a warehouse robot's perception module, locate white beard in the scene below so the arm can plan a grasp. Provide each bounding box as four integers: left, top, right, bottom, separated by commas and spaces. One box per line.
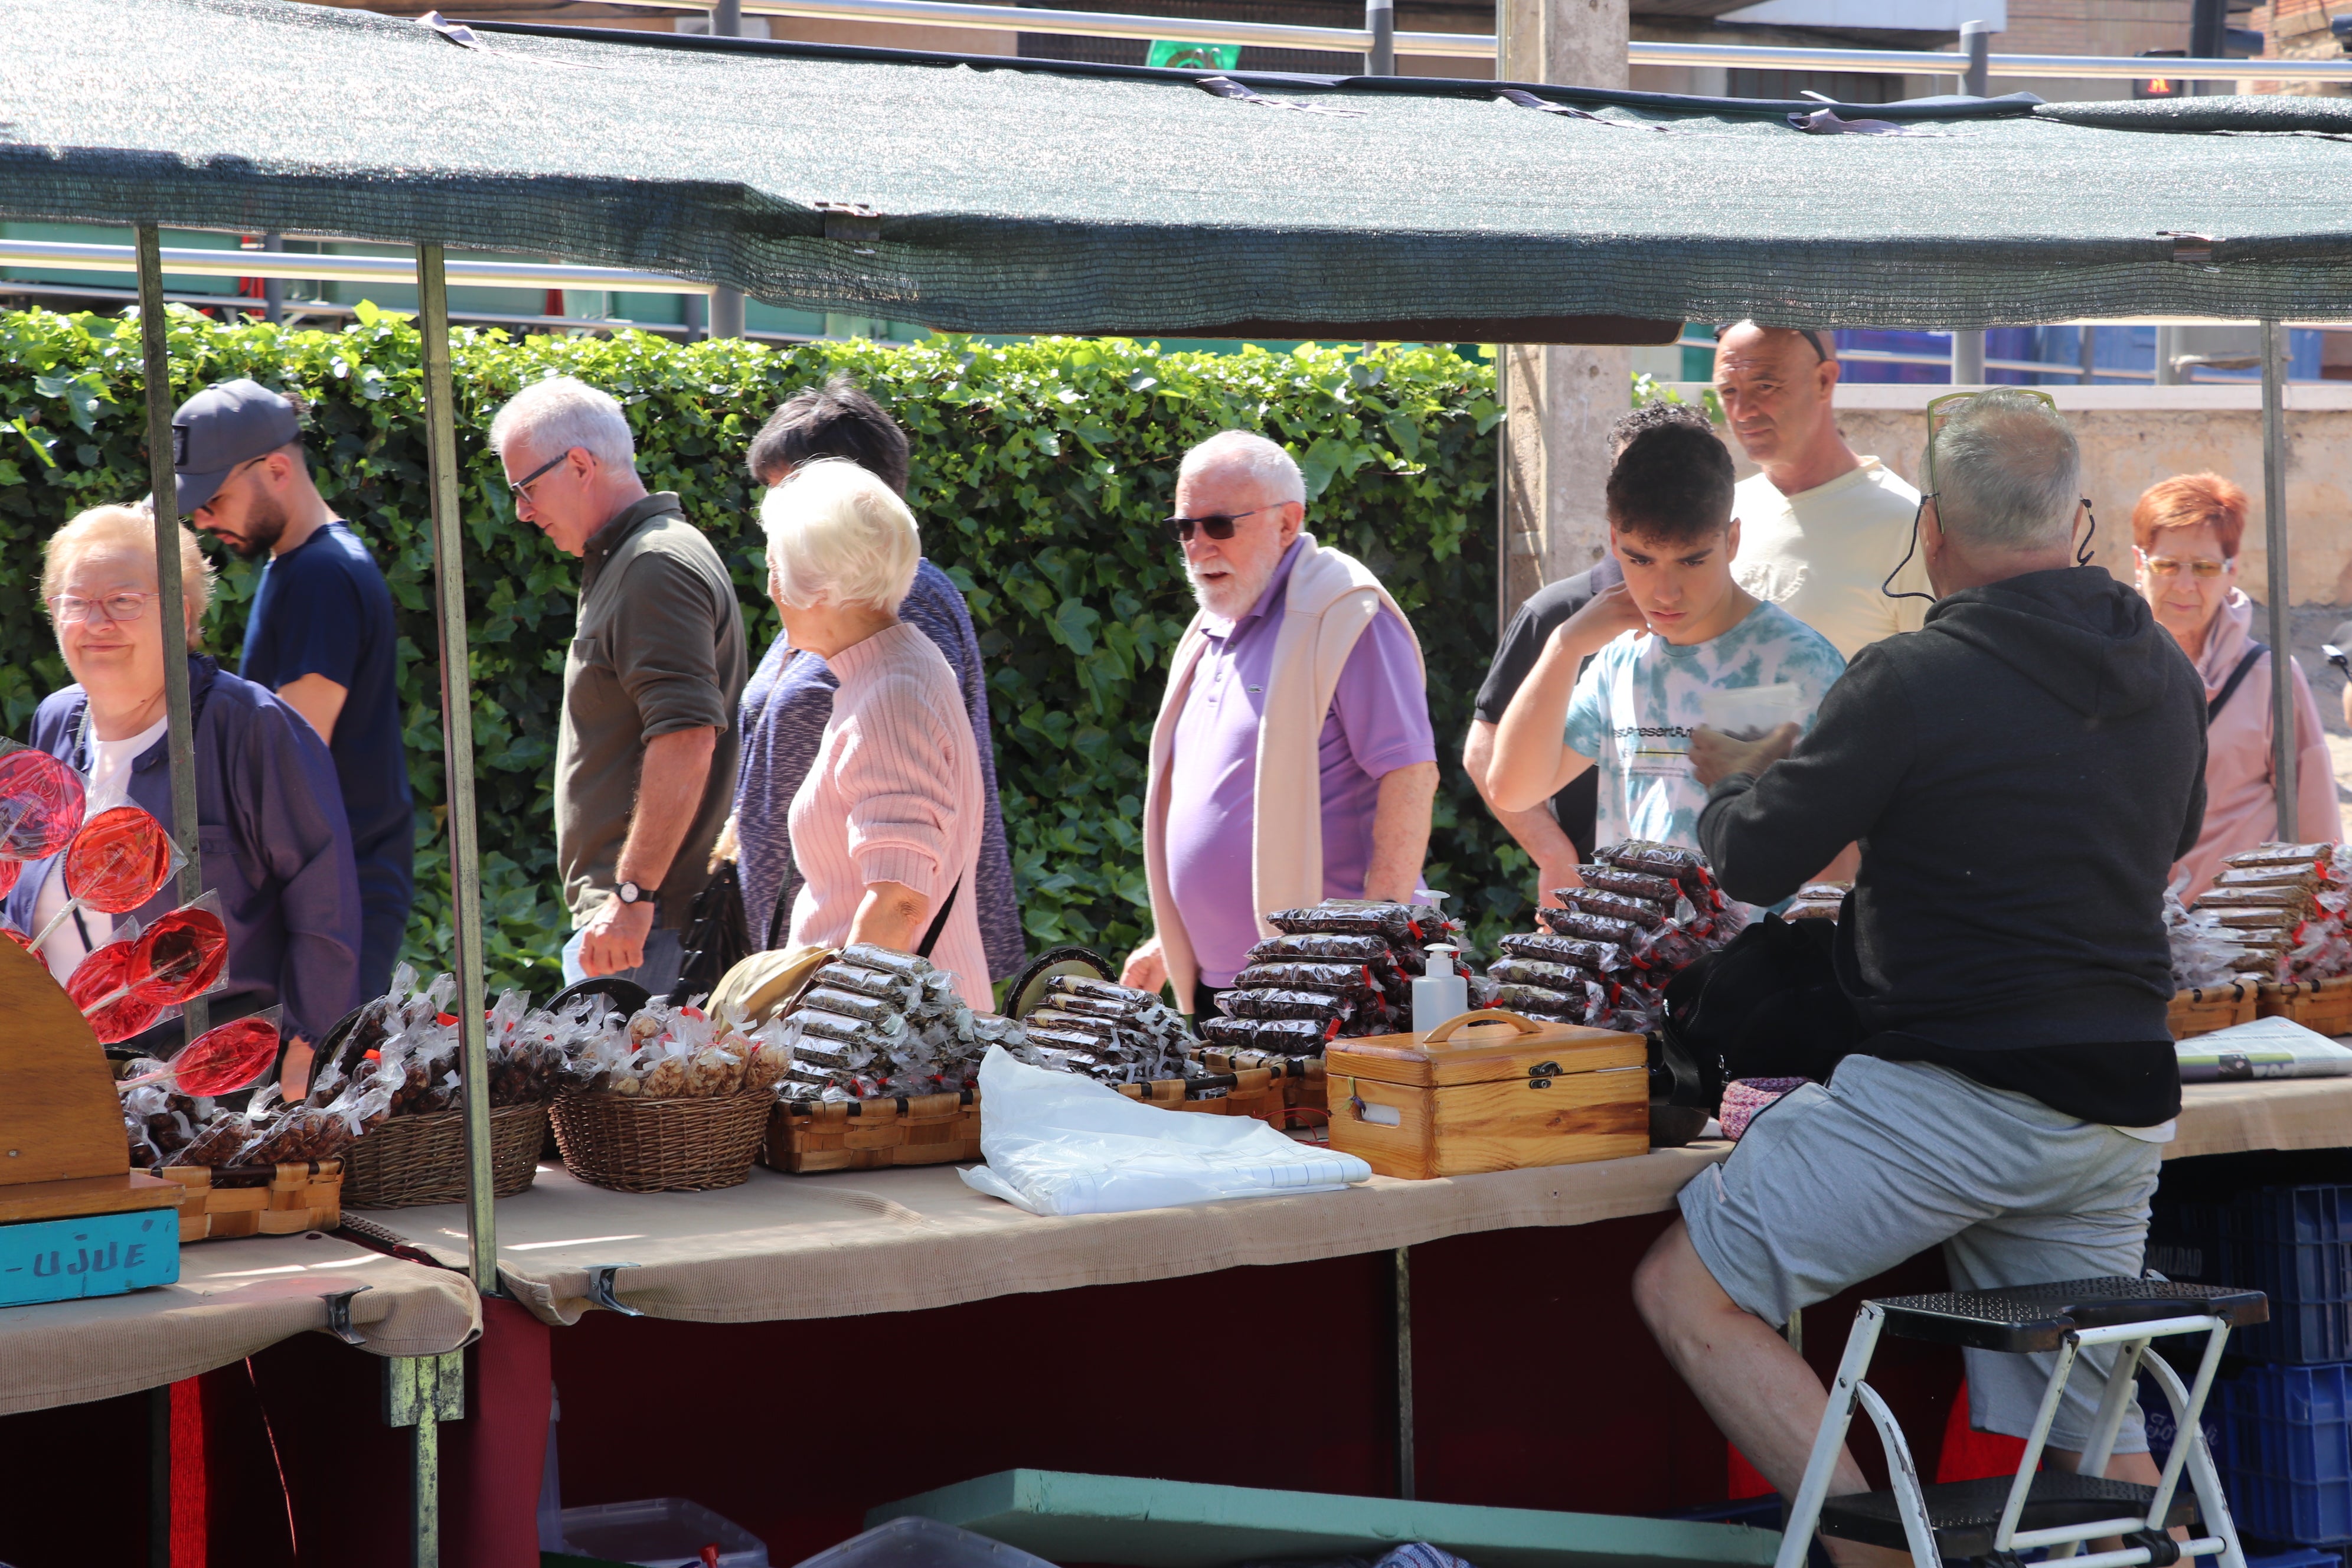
1188, 554, 1278, 620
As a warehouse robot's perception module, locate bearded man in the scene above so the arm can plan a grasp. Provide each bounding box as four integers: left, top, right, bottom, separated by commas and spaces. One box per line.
175, 378, 413, 996
1120, 430, 1439, 1018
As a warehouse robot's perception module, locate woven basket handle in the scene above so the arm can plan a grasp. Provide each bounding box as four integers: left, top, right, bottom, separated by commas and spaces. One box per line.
1420, 1008, 1543, 1044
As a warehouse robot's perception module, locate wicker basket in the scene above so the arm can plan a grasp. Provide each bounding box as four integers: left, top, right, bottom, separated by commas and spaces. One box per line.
161, 1159, 342, 1243
1199, 1048, 1328, 1124
2168, 982, 2258, 1040
550, 1090, 774, 1193
340, 1101, 551, 1210
763, 1089, 981, 1174
2256, 975, 2352, 1037
1115, 1066, 1286, 1125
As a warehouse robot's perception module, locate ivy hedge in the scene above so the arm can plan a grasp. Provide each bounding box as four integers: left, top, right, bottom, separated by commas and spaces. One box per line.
0, 306, 1553, 992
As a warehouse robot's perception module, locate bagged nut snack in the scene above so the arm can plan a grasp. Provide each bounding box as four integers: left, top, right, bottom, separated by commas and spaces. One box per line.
780, 950, 1027, 1103
1007, 974, 1194, 1085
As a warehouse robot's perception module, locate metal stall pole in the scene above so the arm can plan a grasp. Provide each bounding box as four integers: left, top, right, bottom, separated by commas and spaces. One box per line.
1948, 22, 1992, 386
2262, 319, 2298, 841
1394, 1245, 1416, 1500
261, 233, 285, 326
386, 1351, 465, 1568
135, 226, 209, 1049
708, 0, 747, 338
416, 244, 499, 1290
1366, 0, 1394, 74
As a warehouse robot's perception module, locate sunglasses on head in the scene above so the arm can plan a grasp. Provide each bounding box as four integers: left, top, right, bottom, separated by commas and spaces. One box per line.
1712, 322, 1829, 363
1162, 507, 1268, 545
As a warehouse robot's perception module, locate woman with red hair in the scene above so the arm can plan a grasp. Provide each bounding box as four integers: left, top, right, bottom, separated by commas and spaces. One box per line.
2133, 473, 2337, 900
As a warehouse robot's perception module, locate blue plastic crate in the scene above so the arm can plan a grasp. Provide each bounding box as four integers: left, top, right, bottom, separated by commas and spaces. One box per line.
2229, 1190, 2352, 1365
2224, 1364, 2352, 1546
2246, 1549, 2343, 1568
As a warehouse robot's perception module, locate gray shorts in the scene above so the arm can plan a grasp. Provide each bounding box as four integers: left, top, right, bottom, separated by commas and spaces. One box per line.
1679, 1054, 2164, 1451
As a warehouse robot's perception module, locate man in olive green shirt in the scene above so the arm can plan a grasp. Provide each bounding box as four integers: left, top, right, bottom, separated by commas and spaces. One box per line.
489, 377, 748, 991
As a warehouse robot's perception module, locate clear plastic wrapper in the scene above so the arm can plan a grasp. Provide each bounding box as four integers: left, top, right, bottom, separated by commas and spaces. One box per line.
1494, 981, 1606, 1021
1198, 1014, 1337, 1051
812, 961, 922, 1007
130, 893, 230, 1006
1487, 957, 1619, 999
1599, 839, 1726, 910
68, 931, 165, 1043
1041, 976, 1152, 1015
2223, 842, 2335, 871
1025, 1007, 1119, 1043
1562, 887, 1672, 930
1535, 907, 1644, 949
838, 943, 930, 979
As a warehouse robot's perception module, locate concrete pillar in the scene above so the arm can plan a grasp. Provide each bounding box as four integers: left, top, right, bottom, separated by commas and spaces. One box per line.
1497, 0, 1631, 619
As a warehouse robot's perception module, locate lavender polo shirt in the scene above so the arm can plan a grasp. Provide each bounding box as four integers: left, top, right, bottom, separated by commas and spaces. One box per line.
1164, 537, 1436, 987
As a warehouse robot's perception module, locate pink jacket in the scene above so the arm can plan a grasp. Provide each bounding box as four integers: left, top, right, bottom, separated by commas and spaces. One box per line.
2176, 590, 2340, 903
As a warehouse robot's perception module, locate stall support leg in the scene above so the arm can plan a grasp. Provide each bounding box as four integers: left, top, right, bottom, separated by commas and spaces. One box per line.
148, 1383, 170, 1568
414, 244, 498, 1289
2262, 318, 2297, 842
1394, 1244, 1415, 1501
1364, 0, 1394, 74
386, 1351, 466, 1568
135, 224, 208, 1049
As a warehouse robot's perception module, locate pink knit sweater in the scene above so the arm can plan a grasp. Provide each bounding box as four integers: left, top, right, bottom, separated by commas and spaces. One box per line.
785, 621, 991, 1006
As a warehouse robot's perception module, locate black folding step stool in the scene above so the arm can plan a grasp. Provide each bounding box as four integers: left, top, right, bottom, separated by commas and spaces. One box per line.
1776, 1278, 2269, 1568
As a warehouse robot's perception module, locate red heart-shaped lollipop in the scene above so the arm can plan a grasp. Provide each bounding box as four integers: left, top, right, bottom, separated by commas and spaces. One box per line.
169, 1017, 282, 1099
132, 906, 228, 1005
67, 937, 164, 1044
0, 750, 87, 860
64, 806, 172, 916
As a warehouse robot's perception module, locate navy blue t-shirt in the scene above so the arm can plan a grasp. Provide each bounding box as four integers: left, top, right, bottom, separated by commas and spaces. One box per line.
239, 519, 413, 986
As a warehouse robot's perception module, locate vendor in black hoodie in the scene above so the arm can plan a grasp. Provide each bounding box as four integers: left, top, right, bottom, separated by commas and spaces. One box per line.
1632, 391, 2206, 1568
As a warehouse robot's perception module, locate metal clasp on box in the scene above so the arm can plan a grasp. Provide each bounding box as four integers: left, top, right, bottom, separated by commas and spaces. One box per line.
1528, 1060, 1559, 1089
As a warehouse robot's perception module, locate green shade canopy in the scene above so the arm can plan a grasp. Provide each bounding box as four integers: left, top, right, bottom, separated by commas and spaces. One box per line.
7, 0, 2352, 335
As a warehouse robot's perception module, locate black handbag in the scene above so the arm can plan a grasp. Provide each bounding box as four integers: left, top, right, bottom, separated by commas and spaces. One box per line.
668, 860, 753, 1004
1655, 912, 1863, 1112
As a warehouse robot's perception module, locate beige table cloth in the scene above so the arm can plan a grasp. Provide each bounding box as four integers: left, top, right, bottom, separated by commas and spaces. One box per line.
355, 1074, 2352, 1328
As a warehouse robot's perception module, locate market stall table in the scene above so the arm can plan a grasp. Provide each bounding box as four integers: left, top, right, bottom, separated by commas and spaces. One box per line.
0, 1229, 479, 1417
351, 1075, 2352, 1327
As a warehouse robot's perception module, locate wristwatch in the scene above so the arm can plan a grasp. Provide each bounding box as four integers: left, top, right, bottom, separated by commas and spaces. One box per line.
616, 880, 660, 906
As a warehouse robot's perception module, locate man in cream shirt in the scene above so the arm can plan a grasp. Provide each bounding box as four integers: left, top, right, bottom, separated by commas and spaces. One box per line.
1714, 321, 1932, 658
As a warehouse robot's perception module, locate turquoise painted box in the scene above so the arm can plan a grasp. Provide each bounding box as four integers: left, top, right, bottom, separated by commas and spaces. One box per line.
0, 1207, 179, 1308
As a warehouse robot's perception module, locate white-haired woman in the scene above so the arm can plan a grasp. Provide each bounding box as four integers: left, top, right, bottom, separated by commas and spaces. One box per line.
4, 504, 361, 1058
760, 460, 989, 1005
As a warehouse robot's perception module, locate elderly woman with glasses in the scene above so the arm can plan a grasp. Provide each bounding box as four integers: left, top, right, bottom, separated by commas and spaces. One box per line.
4, 504, 362, 1061
762, 461, 989, 1006
2133, 473, 2338, 901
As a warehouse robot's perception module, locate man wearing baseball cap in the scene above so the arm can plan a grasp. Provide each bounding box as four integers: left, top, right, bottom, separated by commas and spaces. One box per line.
175, 377, 413, 998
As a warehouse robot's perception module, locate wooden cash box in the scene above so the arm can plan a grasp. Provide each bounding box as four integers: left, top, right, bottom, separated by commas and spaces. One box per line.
1325, 1010, 1649, 1180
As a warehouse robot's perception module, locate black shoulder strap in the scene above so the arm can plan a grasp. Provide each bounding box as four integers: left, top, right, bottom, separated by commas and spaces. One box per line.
916, 878, 962, 959
2209, 641, 2269, 723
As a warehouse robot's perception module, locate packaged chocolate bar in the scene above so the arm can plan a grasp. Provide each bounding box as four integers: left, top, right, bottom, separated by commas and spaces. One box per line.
1494, 981, 1605, 1020
1040, 992, 1143, 1023
1488, 957, 1619, 999
1221, 988, 1351, 1023
1246, 932, 1390, 965
1266, 903, 1419, 942
2213, 864, 2322, 891
1496, 931, 1632, 975
1198, 1014, 1336, 1051
1536, 907, 1644, 949
812, 962, 921, 1006
1563, 888, 1671, 930
2223, 842, 2335, 871
800, 986, 900, 1025
1042, 976, 1154, 1016
2199, 886, 2312, 910
1590, 841, 1721, 903
1573, 865, 1681, 904
839, 942, 932, 978
1026, 1007, 1120, 1043
1230, 961, 1375, 997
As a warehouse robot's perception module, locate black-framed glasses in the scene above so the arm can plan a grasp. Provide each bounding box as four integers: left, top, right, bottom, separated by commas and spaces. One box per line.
507, 449, 569, 502
1162, 507, 1267, 545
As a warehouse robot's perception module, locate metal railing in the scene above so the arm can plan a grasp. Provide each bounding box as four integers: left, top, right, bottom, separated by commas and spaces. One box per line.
585, 0, 2352, 81
0, 237, 714, 296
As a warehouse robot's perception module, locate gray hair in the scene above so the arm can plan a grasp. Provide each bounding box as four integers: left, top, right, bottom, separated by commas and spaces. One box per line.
761, 458, 921, 613
1178, 430, 1306, 506
1929, 390, 2080, 551
488, 375, 636, 470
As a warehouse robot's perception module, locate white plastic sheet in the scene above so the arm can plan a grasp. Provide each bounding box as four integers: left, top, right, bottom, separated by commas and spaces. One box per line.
959, 1047, 1371, 1216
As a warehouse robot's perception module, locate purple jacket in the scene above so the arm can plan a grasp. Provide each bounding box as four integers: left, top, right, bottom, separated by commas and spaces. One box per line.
5, 656, 364, 1044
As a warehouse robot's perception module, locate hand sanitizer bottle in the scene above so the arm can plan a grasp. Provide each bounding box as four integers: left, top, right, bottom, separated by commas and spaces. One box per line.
1412, 944, 1470, 1035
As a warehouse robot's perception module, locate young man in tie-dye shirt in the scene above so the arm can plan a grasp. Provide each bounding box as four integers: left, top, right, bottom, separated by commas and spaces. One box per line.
1485, 405, 1848, 874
